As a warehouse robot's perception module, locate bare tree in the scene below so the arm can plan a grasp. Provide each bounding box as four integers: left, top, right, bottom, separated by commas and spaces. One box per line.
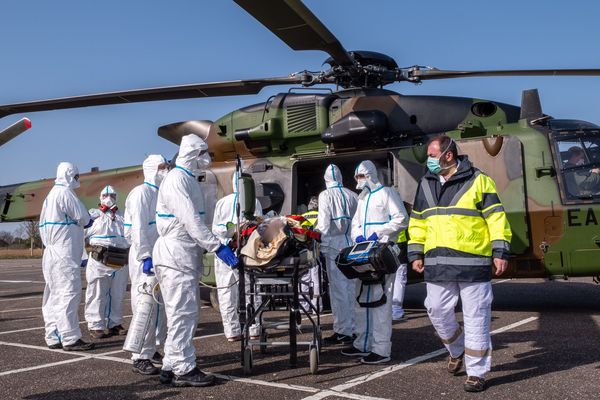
0, 231, 14, 247
17, 220, 42, 256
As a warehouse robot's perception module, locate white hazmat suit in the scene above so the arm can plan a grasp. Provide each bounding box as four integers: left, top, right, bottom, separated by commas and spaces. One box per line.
350, 160, 408, 359
124, 155, 168, 361
40, 162, 91, 347
84, 185, 130, 333
153, 134, 223, 377
212, 171, 262, 339
317, 164, 358, 338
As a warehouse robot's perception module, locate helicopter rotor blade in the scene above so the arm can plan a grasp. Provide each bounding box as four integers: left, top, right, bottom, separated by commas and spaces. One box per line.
406, 68, 600, 81
234, 0, 355, 67
0, 76, 303, 118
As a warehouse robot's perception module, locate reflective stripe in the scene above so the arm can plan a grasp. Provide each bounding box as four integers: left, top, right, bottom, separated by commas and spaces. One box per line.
421, 180, 436, 209
491, 240, 510, 251
144, 182, 159, 190
123, 223, 132, 227
39, 220, 78, 228
156, 213, 175, 218
175, 165, 194, 177
449, 171, 480, 206
408, 243, 424, 253
331, 216, 351, 221
425, 256, 491, 266
90, 235, 124, 239
465, 347, 492, 358
420, 207, 483, 219
482, 205, 505, 218
365, 221, 388, 225
480, 192, 501, 210
440, 326, 463, 345
410, 210, 424, 220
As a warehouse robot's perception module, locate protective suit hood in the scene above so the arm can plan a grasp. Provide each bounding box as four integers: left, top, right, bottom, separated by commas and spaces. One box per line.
55, 162, 80, 189
175, 134, 210, 175
354, 160, 381, 191
143, 154, 167, 187
324, 164, 344, 188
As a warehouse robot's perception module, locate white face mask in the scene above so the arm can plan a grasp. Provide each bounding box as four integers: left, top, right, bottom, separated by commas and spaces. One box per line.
193, 153, 211, 173
101, 197, 115, 208
155, 169, 168, 186
356, 178, 367, 190
71, 179, 81, 189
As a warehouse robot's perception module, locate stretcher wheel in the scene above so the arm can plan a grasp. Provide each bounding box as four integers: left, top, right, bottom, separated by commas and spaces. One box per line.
243, 347, 253, 375
260, 330, 268, 354
309, 346, 318, 375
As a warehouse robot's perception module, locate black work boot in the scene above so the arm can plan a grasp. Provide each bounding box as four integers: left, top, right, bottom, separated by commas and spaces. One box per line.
159, 370, 175, 385
63, 339, 95, 351
108, 324, 128, 336
47, 343, 62, 350
132, 359, 159, 375
151, 351, 163, 365
172, 367, 216, 387
89, 329, 108, 339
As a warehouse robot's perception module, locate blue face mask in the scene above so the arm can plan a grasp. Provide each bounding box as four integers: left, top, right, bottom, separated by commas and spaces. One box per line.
426, 139, 455, 174
427, 157, 443, 174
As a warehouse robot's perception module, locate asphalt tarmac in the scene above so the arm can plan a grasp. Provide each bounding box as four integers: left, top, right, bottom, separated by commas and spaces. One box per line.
1, 258, 599, 400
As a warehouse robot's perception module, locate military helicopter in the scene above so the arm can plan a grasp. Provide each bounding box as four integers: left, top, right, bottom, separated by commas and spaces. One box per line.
1, 0, 600, 289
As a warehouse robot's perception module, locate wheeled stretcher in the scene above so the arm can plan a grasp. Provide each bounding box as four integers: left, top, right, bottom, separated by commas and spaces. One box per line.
237, 220, 323, 375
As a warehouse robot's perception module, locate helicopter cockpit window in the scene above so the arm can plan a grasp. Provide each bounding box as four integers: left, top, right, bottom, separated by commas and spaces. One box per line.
553, 132, 600, 202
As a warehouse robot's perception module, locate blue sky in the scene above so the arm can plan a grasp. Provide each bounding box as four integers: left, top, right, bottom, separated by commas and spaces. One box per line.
1, 0, 599, 231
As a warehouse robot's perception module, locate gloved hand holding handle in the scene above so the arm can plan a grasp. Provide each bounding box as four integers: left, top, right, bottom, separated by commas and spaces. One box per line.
355, 235, 366, 243
142, 257, 154, 276
216, 244, 239, 268
367, 232, 378, 241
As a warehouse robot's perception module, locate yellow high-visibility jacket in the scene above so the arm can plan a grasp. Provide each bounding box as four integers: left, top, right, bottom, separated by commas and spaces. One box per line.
408, 156, 511, 282
301, 211, 319, 229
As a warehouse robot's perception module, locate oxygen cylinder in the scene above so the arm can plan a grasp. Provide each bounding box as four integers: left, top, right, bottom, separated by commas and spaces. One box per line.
123, 275, 158, 353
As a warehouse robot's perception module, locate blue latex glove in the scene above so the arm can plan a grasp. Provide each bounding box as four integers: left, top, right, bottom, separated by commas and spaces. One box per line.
80, 259, 88, 268
142, 257, 154, 276
367, 232, 378, 241
355, 235, 366, 243
216, 244, 239, 268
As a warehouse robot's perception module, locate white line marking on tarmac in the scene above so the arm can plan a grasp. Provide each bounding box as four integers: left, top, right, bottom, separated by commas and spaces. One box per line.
0, 295, 42, 303
301, 316, 539, 400
0, 280, 45, 284
0, 315, 134, 336
0, 346, 126, 377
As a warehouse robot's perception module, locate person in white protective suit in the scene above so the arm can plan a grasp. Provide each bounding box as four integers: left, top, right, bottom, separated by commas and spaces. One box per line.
317, 164, 358, 345
212, 171, 263, 342
153, 134, 240, 387
83, 185, 130, 339
40, 162, 95, 351
124, 154, 169, 375
341, 160, 408, 364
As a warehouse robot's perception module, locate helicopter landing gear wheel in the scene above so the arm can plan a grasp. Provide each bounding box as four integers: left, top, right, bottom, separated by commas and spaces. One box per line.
243, 347, 253, 375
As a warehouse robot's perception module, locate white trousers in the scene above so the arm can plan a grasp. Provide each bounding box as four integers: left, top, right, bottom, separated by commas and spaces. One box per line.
129, 263, 167, 360
41, 248, 82, 346
425, 281, 493, 378
353, 273, 395, 357
392, 264, 407, 319
84, 265, 129, 330
155, 265, 199, 376
325, 250, 355, 337
215, 259, 260, 338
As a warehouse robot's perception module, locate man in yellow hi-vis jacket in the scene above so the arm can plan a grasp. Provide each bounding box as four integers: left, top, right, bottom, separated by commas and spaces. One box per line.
408, 135, 511, 393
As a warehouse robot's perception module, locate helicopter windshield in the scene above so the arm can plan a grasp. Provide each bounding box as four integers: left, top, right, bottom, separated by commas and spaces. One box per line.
553, 131, 600, 201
